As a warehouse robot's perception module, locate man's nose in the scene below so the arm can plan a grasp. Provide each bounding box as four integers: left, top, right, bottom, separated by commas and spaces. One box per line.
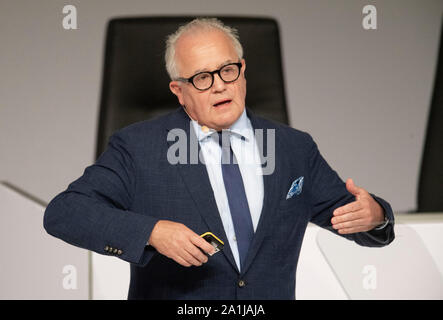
211, 73, 227, 92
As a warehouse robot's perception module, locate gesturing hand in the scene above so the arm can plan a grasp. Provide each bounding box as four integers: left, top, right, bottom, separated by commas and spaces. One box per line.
148, 220, 216, 267
331, 178, 385, 234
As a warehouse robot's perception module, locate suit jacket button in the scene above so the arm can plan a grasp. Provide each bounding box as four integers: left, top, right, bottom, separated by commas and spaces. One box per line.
238, 280, 246, 288
117, 250, 123, 255
113, 248, 118, 254
104, 246, 109, 252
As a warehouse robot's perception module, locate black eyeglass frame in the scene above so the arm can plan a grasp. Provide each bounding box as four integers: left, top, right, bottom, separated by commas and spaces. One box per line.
175, 62, 243, 91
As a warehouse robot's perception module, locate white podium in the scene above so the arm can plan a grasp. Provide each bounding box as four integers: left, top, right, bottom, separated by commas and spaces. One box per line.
296, 217, 443, 299
0, 182, 89, 299
2, 181, 442, 299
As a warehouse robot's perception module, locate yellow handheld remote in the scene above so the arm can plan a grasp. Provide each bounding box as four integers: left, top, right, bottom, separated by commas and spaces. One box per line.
200, 232, 224, 255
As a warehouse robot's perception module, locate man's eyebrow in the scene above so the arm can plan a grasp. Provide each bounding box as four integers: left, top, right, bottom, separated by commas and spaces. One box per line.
192, 59, 236, 75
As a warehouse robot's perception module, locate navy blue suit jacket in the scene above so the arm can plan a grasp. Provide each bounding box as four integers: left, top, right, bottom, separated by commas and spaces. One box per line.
44, 107, 395, 299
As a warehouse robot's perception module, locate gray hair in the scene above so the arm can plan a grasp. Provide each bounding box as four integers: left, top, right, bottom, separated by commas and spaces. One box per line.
165, 18, 244, 80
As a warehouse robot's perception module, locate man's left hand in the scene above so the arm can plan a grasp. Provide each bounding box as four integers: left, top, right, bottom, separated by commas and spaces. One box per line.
331, 178, 385, 234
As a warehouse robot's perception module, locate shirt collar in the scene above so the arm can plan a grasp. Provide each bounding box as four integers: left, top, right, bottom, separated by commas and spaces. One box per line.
190, 108, 253, 142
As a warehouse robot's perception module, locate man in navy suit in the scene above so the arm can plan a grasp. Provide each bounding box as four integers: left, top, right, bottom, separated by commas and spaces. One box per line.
44, 18, 394, 299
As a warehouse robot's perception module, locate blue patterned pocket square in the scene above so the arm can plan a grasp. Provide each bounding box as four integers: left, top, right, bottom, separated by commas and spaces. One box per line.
286, 176, 304, 199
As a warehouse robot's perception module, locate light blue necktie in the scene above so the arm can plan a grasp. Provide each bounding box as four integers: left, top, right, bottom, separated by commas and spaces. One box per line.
218, 131, 254, 270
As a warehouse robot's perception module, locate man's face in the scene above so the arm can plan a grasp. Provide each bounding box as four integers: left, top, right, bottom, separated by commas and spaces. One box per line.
169, 30, 247, 131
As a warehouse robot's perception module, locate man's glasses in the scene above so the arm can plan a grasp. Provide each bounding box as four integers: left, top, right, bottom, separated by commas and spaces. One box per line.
175, 62, 242, 91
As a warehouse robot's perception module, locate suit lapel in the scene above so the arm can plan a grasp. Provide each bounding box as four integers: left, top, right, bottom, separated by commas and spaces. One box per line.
240, 108, 280, 274
165, 108, 239, 273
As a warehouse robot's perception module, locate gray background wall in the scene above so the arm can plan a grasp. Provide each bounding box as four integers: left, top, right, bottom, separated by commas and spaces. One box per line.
1, 0, 442, 213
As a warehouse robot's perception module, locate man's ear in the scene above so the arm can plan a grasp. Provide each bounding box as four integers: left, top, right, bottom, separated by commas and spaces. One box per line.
169, 81, 184, 106
241, 58, 246, 78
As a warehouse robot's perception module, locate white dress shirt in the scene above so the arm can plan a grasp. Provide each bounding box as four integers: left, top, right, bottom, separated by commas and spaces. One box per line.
190, 108, 264, 271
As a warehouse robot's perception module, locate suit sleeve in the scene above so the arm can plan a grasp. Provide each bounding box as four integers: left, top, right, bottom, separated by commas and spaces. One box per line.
306, 134, 395, 247
43, 132, 159, 266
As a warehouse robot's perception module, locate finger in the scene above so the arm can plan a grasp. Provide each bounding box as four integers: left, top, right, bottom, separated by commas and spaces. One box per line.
181, 249, 203, 267
174, 255, 192, 267
332, 218, 367, 230
333, 201, 363, 216
337, 225, 369, 234
191, 235, 216, 256
331, 210, 363, 225
184, 242, 208, 264
346, 178, 361, 197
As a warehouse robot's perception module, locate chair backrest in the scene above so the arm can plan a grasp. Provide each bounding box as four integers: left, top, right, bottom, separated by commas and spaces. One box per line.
417, 20, 443, 212
96, 16, 289, 158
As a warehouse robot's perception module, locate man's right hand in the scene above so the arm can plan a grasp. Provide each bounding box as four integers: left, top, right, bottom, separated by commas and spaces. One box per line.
148, 220, 216, 267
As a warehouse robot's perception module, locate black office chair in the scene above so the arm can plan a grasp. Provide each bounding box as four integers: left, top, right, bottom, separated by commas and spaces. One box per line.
96, 16, 288, 158
417, 18, 443, 213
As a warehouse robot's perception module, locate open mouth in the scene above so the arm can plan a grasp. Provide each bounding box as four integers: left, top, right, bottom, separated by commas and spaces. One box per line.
213, 99, 232, 107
